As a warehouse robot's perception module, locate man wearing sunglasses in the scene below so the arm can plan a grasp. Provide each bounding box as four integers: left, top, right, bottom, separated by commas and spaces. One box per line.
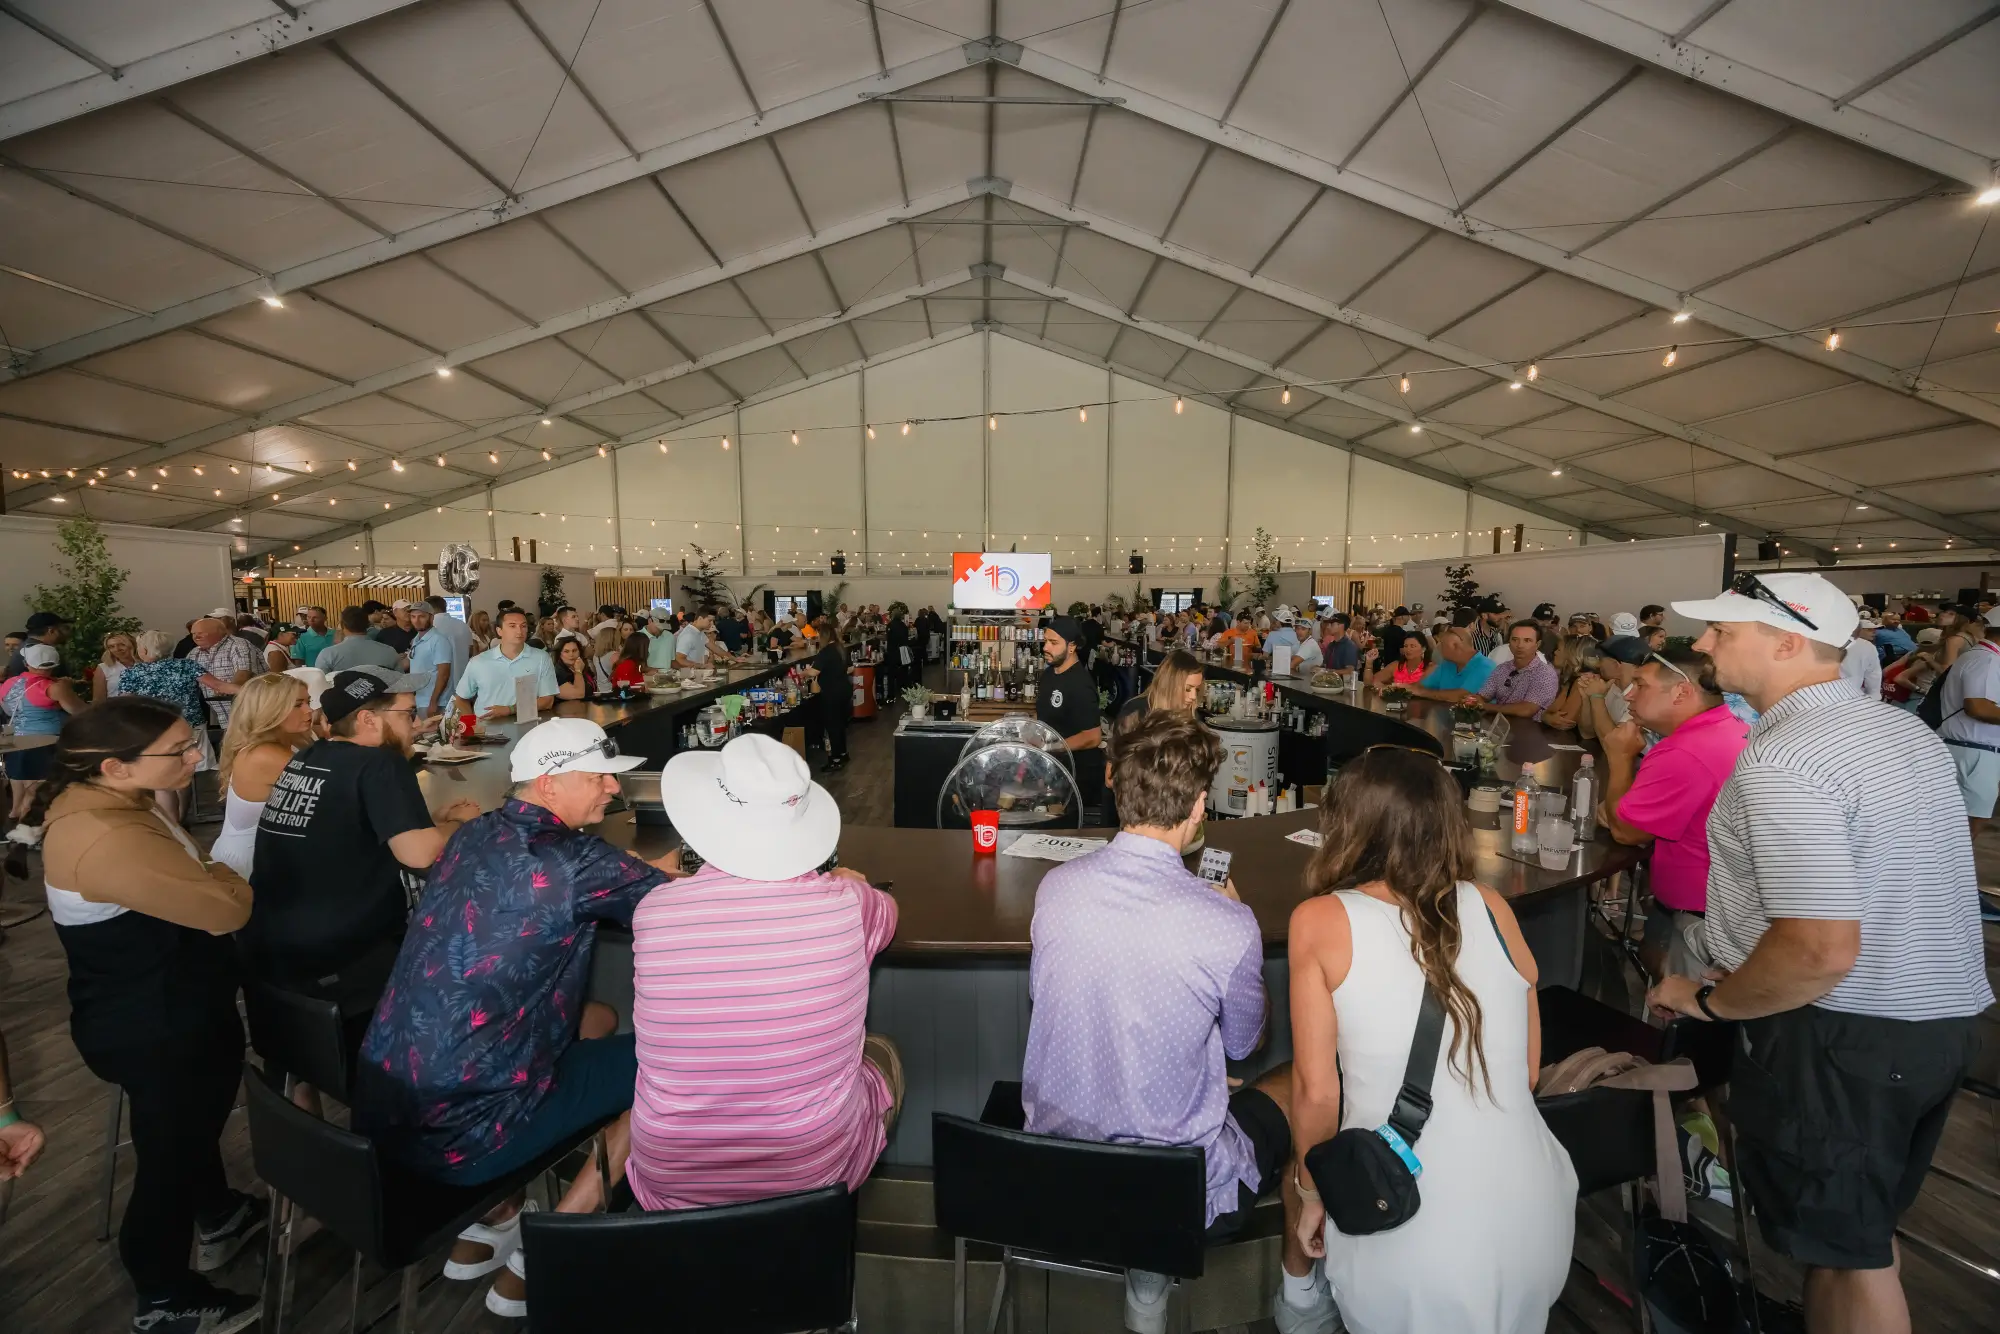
1594, 644, 1747, 979
1651, 571, 1990, 1334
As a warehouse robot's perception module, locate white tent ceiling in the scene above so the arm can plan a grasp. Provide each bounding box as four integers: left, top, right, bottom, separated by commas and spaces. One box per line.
1, 0, 1996, 566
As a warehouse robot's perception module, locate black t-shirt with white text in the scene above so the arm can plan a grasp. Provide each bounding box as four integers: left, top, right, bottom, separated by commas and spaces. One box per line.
245, 739, 435, 986
1038, 660, 1102, 747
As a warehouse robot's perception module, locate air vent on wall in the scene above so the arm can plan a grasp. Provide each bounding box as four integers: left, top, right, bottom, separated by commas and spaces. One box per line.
776, 569, 827, 577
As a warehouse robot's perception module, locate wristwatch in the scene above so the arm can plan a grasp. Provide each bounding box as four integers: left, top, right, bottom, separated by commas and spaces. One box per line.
1693, 982, 1721, 1021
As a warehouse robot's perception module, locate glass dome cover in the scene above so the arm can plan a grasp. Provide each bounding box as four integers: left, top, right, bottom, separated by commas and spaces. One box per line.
959, 715, 1068, 759
937, 741, 1083, 829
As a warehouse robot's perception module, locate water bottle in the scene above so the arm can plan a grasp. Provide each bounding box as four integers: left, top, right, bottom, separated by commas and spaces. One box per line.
1571, 755, 1596, 842
1510, 774, 1537, 853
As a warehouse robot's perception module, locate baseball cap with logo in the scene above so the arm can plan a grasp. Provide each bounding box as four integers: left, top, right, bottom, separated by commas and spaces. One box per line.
1608, 611, 1640, 637
21, 643, 61, 670
1671, 572, 1859, 648
319, 668, 427, 724
659, 733, 840, 882
509, 718, 643, 782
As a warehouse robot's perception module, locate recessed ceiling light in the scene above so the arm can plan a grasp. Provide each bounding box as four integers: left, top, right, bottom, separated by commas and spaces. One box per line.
262, 295, 284, 309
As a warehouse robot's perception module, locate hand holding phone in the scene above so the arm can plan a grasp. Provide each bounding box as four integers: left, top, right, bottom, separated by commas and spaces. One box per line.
1197, 847, 1233, 886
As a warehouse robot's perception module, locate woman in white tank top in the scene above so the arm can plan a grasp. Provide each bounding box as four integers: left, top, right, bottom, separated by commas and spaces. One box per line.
1288, 748, 1578, 1334
210, 673, 315, 880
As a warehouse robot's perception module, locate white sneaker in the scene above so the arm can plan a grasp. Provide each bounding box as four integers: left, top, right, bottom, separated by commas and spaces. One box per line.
1271, 1265, 1343, 1334
1123, 1269, 1172, 1334
5, 823, 42, 847
484, 1248, 527, 1319
443, 1200, 534, 1281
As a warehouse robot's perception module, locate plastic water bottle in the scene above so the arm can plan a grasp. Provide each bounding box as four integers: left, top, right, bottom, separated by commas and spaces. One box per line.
1571, 755, 1596, 842
1510, 774, 1537, 853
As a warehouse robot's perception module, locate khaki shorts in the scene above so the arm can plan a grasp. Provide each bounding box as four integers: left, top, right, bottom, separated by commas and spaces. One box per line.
862, 1034, 904, 1131
1643, 903, 1710, 978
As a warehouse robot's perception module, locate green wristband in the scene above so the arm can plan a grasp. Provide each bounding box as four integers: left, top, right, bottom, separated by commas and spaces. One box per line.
0, 1106, 21, 1130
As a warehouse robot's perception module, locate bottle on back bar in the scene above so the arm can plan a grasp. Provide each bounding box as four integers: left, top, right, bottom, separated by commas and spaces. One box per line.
1571, 755, 1596, 842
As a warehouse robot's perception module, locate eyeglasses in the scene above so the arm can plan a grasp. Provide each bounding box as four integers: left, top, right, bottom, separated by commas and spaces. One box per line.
138, 738, 204, 760
1730, 571, 1816, 631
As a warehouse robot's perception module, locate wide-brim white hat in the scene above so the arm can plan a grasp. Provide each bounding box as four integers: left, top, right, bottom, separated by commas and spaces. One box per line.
660, 733, 840, 882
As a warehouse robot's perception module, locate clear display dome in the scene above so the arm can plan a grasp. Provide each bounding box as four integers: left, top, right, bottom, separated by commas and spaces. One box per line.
959, 715, 1068, 759
937, 741, 1083, 830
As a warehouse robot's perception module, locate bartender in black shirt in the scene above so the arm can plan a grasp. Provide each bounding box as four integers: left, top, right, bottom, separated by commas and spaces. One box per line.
1037, 615, 1105, 813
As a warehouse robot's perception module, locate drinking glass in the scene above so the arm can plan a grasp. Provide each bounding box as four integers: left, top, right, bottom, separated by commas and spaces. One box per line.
1537, 819, 1575, 868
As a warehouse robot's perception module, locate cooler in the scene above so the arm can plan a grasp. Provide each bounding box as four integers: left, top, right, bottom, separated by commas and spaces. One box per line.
1209, 718, 1280, 815
851, 664, 878, 719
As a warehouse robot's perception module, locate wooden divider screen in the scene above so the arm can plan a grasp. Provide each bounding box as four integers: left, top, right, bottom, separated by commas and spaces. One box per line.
262, 579, 360, 624
594, 576, 665, 611
1312, 572, 1404, 613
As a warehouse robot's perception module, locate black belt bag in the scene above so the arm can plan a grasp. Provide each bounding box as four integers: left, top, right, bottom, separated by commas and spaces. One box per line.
1302, 985, 1446, 1235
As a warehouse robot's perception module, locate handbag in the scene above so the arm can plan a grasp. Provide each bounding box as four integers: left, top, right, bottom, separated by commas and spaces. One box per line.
1301, 984, 1446, 1235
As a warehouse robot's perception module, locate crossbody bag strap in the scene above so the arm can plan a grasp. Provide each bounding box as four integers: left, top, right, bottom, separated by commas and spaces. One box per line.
1386, 984, 1447, 1145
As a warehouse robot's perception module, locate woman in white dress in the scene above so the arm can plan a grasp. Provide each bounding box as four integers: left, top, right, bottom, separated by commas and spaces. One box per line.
1288, 747, 1577, 1334
208, 673, 313, 880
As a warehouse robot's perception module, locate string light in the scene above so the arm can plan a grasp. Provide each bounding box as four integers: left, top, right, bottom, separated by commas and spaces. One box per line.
1526, 364, 1539, 381
658, 442, 668, 453
1172, 397, 1183, 414
901, 422, 911, 435
866, 426, 876, 439
1509, 381, 1522, 390
597, 445, 607, 456
228, 465, 240, 474
1397, 376, 1409, 395
1671, 310, 1690, 324
721, 437, 731, 450
1079, 408, 1088, 423
391, 459, 404, 471
304, 462, 314, 472
1282, 387, 1292, 404
489, 451, 499, 464
1824, 330, 1841, 351
126, 469, 136, 477
1409, 424, 1422, 433
541, 418, 552, 426
437, 455, 446, 466
1978, 186, 2000, 206
989, 415, 998, 430
262, 294, 284, 309
1662, 346, 1677, 367
346, 460, 357, 471
791, 430, 800, 444
193, 466, 204, 476
1550, 468, 1562, 476
437, 366, 452, 378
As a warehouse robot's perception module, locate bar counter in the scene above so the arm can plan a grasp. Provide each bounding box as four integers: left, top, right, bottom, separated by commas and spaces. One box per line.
412, 668, 1632, 1164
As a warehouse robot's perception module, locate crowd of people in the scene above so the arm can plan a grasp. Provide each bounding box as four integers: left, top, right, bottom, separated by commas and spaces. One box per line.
0, 569, 1993, 1334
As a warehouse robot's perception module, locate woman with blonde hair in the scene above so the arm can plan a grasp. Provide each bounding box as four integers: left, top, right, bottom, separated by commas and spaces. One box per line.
1104, 650, 1207, 828
1538, 636, 1608, 734
209, 673, 314, 879
1288, 747, 1575, 1333
591, 625, 622, 694
468, 609, 493, 655
94, 631, 139, 702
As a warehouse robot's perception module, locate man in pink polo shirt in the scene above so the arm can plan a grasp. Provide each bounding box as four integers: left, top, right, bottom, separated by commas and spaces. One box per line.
1597, 643, 1750, 978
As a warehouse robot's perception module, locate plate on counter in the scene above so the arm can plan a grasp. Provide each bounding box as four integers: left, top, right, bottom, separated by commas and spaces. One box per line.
422, 745, 489, 764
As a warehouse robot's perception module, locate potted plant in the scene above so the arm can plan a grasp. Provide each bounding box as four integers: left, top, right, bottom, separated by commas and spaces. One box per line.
1379, 684, 1412, 712
1450, 701, 1486, 725
901, 684, 934, 720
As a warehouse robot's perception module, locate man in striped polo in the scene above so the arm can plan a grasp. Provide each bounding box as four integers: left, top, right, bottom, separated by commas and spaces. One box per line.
1649, 571, 1991, 1334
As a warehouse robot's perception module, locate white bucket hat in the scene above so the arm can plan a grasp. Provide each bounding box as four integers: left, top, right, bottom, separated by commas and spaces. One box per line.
660, 733, 840, 882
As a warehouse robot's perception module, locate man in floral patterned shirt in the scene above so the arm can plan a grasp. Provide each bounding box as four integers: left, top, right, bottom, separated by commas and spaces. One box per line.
354, 717, 671, 1315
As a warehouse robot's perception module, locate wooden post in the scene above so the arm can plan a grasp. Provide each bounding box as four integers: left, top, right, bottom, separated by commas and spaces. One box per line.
1512, 523, 1525, 553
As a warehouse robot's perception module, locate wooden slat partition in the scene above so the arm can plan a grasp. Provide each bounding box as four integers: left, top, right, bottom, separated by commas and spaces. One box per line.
1312, 572, 1405, 613
262, 579, 358, 624
594, 576, 665, 610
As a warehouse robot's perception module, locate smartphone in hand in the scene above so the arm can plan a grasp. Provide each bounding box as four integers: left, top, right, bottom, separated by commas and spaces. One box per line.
1197, 847, 1233, 885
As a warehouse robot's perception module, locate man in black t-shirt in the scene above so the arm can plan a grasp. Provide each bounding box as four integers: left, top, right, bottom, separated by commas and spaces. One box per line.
1038, 615, 1106, 813
245, 669, 480, 1032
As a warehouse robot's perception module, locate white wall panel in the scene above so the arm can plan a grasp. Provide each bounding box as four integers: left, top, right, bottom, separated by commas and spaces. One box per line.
739, 373, 862, 572
861, 337, 984, 569
989, 335, 1108, 571
1109, 373, 1228, 550
1229, 414, 1349, 578
1, 515, 233, 637
1348, 456, 1466, 568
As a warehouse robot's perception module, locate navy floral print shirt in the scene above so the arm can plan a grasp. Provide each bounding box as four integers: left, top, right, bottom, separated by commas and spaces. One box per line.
354, 799, 661, 1175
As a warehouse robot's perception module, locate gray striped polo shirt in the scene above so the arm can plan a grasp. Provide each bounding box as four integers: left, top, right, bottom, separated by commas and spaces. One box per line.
1704, 679, 1993, 1021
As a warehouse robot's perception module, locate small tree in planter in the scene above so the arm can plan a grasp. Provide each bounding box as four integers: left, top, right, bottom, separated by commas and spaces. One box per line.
1248, 527, 1280, 610
679, 544, 731, 610
28, 515, 141, 675
537, 565, 566, 617
1442, 563, 1486, 620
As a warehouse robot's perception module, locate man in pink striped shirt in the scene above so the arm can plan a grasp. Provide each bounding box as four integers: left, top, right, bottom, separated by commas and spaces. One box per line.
627, 734, 902, 1210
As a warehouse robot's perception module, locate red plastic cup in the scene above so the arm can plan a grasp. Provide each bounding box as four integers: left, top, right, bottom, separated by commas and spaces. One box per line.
971, 809, 999, 854
459, 711, 478, 738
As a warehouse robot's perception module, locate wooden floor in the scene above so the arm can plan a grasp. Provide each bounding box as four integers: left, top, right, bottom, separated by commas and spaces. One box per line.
2, 682, 1996, 1333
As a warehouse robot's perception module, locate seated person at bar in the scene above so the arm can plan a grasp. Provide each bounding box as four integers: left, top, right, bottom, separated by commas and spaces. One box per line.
1213, 613, 1261, 663
625, 734, 900, 1212
1580, 635, 1645, 735
355, 718, 667, 1319
1038, 615, 1106, 811
1597, 645, 1748, 978
455, 607, 557, 720
669, 606, 717, 670
552, 636, 598, 701
1316, 614, 1362, 675
313, 606, 404, 674
1406, 626, 1494, 702
244, 670, 477, 1050
1024, 713, 1335, 1334
1474, 621, 1560, 720
1262, 608, 1303, 668
1368, 630, 1431, 687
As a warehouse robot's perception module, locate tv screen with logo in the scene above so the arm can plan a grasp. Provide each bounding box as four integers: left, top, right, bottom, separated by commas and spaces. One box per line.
952, 552, 1053, 610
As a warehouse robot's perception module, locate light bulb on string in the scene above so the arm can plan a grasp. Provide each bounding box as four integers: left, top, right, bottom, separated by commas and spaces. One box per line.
1079, 408, 1088, 423
391, 459, 404, 471
489, 451, 499, 464
1671, 310, 1690, 324
1282, 387, 1292, 404
658, 442, 668, 453
304, 462, 314, 472
791, 431, 800, 444
866, 425, 876, 440
1173, 397, 1183, 414
436, 455, 446, 467
436, 366, 452, 378
1662, 346, 1677, 367
1397, 376, 1409, 395
598, 445, 607, 456
1825, 331, 1841, 351
1526, 364, 1539, 381
901, 422, 911, 435
346, 460, 357, 471
721, 437, 730, 450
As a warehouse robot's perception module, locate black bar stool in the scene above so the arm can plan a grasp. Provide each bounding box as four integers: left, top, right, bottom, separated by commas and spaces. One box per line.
933, 1085, 1209, 1334
241, 1062, 599, 1334
519, 1186, 857, 1333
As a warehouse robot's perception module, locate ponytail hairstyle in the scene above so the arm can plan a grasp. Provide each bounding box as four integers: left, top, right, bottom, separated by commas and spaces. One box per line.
1303, 746, 1494, 1099
22, 696, 184, 831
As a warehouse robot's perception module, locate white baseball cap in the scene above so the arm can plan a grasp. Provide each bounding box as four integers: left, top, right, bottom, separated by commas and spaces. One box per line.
391, 598, 413, 610
1608, 611, 1640, 637
1273, 608, 1295, 625
22, 643, 61, 669
1984, 606, 2000, 629
283, 666, 330, 711
510, 717, 644, 782
1671, 572, 1859, 648
660, 733, 840, 882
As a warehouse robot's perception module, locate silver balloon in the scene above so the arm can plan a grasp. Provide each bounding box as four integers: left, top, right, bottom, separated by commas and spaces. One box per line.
438, 543, 480, 594
936, 740, 1082, 830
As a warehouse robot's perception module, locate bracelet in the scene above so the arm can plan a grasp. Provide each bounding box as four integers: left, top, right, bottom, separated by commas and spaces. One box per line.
1292, 1168, 1319, 1201
0, 1105, 20, 1131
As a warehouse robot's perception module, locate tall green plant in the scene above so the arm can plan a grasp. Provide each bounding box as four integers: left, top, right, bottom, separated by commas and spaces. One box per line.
1248, 526, 1280, 609
679, 543, 731, 610
27, 515, 141, 674
537, 565, 567, 617
1214, 573, 1237, 612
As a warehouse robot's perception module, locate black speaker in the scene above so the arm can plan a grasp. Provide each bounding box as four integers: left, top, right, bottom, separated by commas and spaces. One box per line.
830, 550, 846, 575
1756, 540, 1781, 562
1129, 551, 1144, 574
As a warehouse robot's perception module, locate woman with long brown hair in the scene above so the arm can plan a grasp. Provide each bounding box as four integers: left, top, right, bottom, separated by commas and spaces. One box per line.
803, 614, 851, 770
1286, 747, 1576, 1333
1116, 648, 1205, 730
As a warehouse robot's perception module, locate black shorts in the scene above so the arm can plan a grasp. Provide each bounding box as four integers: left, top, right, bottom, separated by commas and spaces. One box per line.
1729, 1004, 1977, 1270
1205, 1086, 1292, 1243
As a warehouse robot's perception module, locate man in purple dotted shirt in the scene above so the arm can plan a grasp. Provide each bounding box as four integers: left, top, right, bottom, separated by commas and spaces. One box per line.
1022, 712, 1338, 1334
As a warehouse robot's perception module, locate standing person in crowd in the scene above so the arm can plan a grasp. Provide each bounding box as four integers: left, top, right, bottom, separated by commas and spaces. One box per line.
805, 615, 852, 771
260, 625, 298, 675
94, 631, 139, 701
187, 618, 256, 729
1873, 610, 1916, 664
1651, 574, 1991, 1334
112, 630, 217, 822
293, 607, 334, 668
5, 610, 71, 678
456, 608, 558, 720
590, 626, 621, 692
1471, 597, 1509, 657
38, 698, 266, 1334
885, 607, 913, 696
611, 633, 649, 691
0, 1024, 45, 1181
1932, 608, 1975, 672
1937, 608, 2000, 853
356, 718, 664, 1318
552, 637, 599, 702
467, 608, 493, 655
424, 595, 475, 670
1262, 608, 1304, 671
244, 670, 479, 1062
658, 607, 715, 671
713, 605, 749, 655
1289, 747, 1575, 1334
1530, 603, 1562, 659
1474, 621, 1560, 720
374, 602, 416, 655
407, 601, 456, 717
1638, 604, 1665, 630
1595, 645, 1749, 978
628, 735, 898, 1221
314, 607, 404, 675
551, 606, 588, 651
1024, 713, 1335, 1334
3, 644, 86, 827
1408, 626, 1495, 703
209, 673, 313, 882
1375, 607, 1416, 663
1843, 615, 1884, 699
1607, 611, 1641, 641
1038, 615, 1106, 812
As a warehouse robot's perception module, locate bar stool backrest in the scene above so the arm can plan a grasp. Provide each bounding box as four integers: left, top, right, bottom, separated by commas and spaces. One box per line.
245, 980, 354, 1103
520, 1186, 855, 1334
242, 1062, 386, 1258
932, 1113, 1209, 1279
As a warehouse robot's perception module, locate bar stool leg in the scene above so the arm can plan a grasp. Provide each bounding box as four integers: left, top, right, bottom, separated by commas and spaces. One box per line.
96, 1087, 123, 1241
981, 1253, 1010, 1334
953, 1238, 966, 1334
345, 1252, 364, 1334
395, 1264, 420, 1334
1629, 1182, 1653, 1334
